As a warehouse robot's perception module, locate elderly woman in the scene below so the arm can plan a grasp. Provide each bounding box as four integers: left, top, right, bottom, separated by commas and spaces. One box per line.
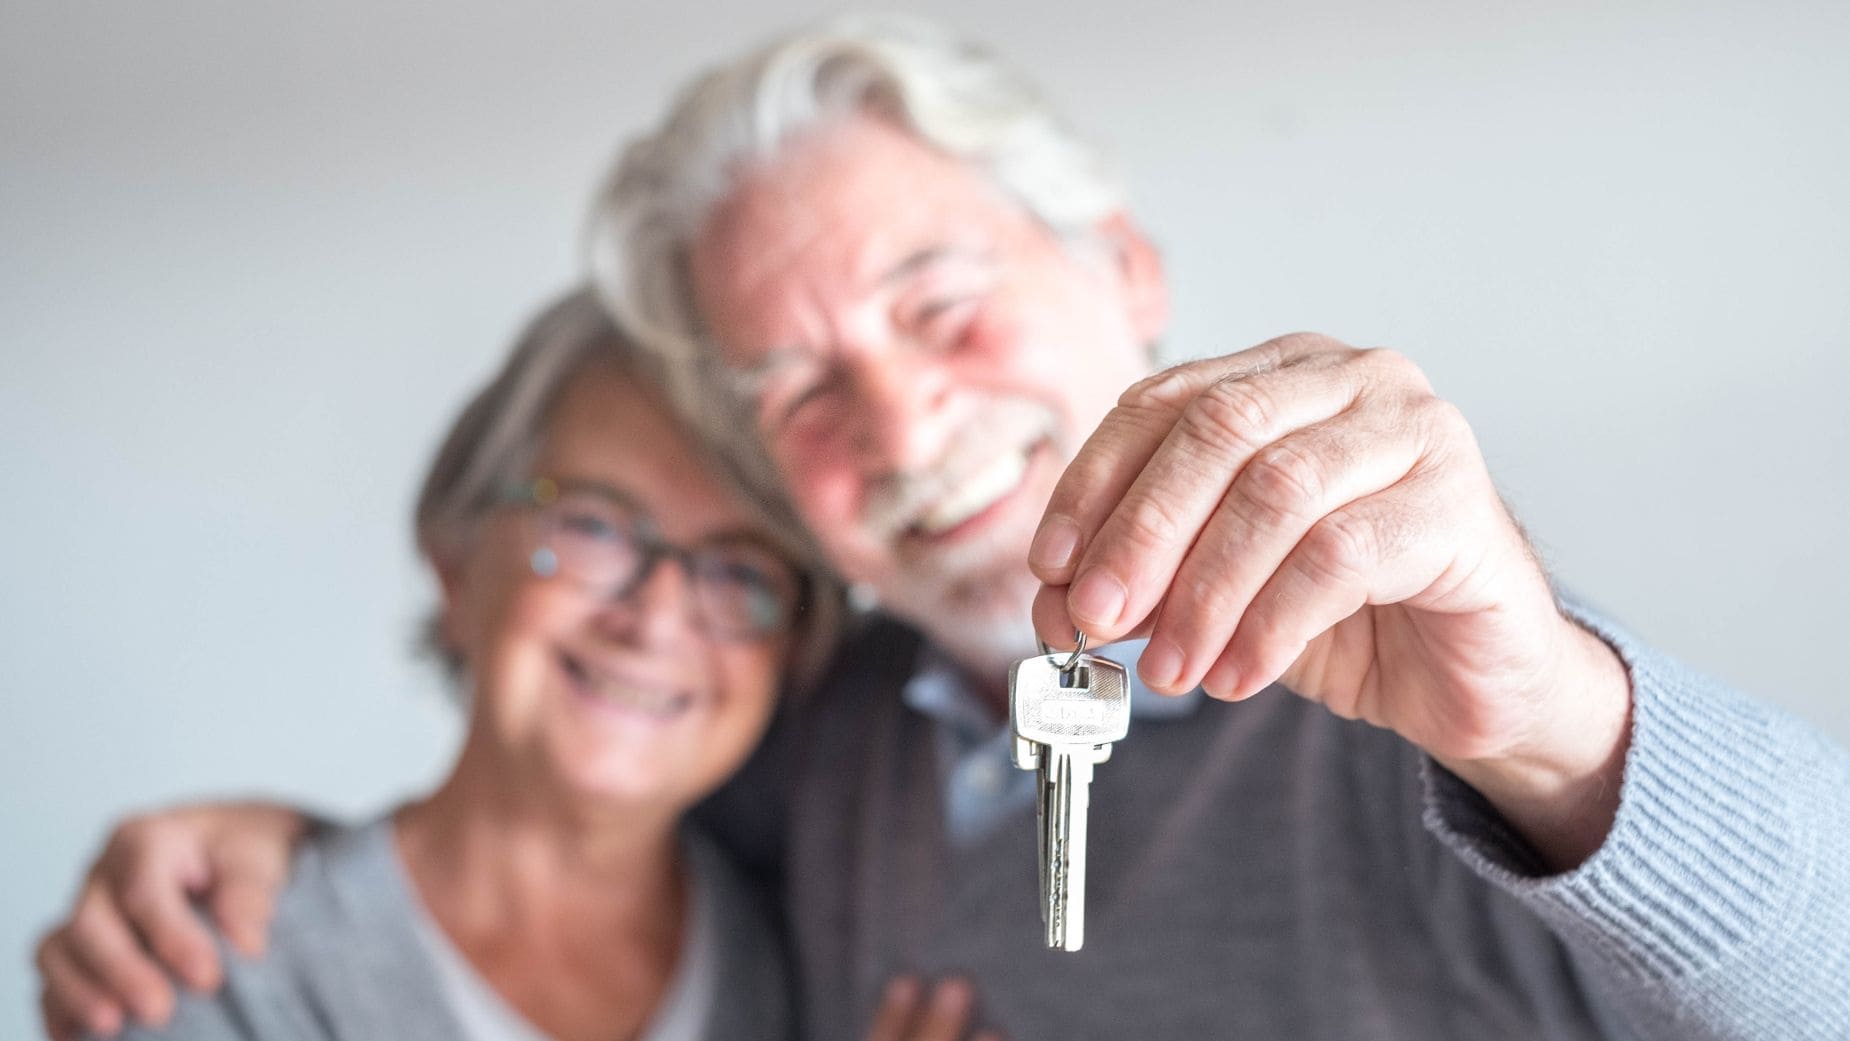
41, 290, 983, 1041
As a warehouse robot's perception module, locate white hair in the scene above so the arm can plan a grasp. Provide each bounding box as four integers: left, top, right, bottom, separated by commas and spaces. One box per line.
582, 13, 1124, 491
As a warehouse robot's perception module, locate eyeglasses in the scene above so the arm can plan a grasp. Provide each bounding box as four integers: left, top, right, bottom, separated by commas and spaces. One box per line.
498, 477, 804, 641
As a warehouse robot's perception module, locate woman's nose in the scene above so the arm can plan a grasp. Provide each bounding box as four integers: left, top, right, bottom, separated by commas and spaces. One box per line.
597, 552, 702, 647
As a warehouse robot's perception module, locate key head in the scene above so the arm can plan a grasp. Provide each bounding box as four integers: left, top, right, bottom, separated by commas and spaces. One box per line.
1010, 653, 1131, 747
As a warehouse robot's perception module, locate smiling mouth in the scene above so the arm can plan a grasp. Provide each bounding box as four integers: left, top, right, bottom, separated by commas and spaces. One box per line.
560, 653, 695, 720
909, 444, 1035, 538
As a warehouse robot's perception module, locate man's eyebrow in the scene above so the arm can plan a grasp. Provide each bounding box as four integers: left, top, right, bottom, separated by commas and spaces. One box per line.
720, 245, 994, 396
721, 345, 808, 398
877, 245, 990, 287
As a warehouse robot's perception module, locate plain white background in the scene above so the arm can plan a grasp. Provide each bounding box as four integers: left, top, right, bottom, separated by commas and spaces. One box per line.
4, 1, 1846, 1034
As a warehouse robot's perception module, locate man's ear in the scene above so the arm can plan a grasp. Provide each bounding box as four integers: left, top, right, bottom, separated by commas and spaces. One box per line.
1096, 212, 1170, 346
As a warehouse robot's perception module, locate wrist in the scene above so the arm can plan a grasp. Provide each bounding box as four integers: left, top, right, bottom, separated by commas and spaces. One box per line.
1437, 617, 1634, 870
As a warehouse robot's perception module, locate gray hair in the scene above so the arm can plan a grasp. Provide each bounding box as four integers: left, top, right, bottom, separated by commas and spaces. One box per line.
415, 288, 637, 576
413, 287, 839, 687
583, 13, 1124, 502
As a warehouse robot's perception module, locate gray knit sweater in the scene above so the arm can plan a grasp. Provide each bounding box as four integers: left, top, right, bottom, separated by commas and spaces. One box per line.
755, 607, 1849, 1040
106, 816, 792, 1041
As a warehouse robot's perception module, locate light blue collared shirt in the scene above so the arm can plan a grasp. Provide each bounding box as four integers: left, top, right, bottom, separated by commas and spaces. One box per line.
901, 639, 1203, 845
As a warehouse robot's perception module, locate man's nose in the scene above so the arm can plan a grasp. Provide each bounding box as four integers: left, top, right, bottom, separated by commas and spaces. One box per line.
843, 349, 956, 474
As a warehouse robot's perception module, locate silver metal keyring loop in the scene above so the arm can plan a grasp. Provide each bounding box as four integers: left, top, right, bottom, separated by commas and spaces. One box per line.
1037, 630, 1089, 673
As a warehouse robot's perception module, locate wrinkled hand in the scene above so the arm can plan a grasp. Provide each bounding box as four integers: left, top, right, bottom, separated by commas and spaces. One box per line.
863, 976, 1002, 1041
1029, 333, 1631, 866
35, 801, 310, 1041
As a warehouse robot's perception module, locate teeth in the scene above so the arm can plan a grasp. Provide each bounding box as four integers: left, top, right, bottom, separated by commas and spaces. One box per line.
916, 450, 1029, 535
583, 674, 690, 719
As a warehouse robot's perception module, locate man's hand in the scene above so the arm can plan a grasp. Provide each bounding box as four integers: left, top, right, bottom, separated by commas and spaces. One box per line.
1028, 333, 1633, 869
34, 802, 311, 1040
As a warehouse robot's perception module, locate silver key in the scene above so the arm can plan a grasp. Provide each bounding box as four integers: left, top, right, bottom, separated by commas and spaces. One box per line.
1010, 636, 1130, 952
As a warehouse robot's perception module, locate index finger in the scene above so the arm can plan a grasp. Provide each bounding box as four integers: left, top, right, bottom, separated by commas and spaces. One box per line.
95, 836, 224, 991
57, 886, 179, 1026
1027, 341, 1289, 586
1033, 336, 1365, 644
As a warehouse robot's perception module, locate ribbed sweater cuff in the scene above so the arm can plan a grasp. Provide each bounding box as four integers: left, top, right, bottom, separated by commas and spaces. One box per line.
1420, 605, 1809, 989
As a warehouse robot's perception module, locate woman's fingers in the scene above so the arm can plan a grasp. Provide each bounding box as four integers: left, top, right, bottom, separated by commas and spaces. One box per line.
111, 867, 223, 991
93, 813, 225, 991
909, 978, 975, 1041
33, 802, 313, 1041
35, 932, 125, 1040
72, 881, 182, 1023
205, 830, 294, 958
862, 976, 924, 1041
862, 975, 986, 1041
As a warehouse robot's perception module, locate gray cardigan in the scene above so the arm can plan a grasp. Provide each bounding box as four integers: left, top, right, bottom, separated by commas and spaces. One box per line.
772, 606, 1850, 1040
111, 816, 791, 1041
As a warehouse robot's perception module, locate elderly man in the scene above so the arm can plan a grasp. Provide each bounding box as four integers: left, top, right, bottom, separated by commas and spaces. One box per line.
38, 15, 1850, 1041
581, 18, 1848, 1036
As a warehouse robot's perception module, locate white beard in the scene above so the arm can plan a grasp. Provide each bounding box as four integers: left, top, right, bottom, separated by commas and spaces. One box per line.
879, 555, 1044, 675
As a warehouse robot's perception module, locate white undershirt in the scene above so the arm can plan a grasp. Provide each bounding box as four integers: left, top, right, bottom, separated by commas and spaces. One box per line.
389, 823, 720, 1041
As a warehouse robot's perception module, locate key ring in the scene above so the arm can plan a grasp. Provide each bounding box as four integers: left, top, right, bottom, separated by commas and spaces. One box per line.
1037, 630, 1089, 674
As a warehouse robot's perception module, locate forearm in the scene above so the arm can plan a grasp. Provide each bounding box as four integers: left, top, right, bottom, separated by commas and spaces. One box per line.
1425, 611, 1850, 1039
1435, 618, 1634, 871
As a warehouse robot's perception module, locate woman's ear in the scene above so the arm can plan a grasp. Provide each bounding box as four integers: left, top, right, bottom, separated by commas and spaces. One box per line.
1095, 212, 1170, 346
431, 551, 470, 661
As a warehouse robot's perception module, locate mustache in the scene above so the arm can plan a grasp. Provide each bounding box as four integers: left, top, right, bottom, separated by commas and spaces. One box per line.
858, 402, 1061, 538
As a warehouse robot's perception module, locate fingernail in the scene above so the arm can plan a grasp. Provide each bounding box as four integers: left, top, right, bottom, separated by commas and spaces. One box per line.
1069, 570, 1126, 628
1140, 637, 1183, 690
1201, 660, 1240, 701
1030, 516, 1081, 571
91, 1007, 122, 1037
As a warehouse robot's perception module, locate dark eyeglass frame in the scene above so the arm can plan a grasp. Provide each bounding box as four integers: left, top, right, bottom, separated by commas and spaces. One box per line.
496, 476, 808, 641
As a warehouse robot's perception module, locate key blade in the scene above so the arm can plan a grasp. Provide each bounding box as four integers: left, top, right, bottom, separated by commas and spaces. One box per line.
1035, 756, 1050, 924
1044, 751, 1068, 947
1044, 748, 1096, 952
